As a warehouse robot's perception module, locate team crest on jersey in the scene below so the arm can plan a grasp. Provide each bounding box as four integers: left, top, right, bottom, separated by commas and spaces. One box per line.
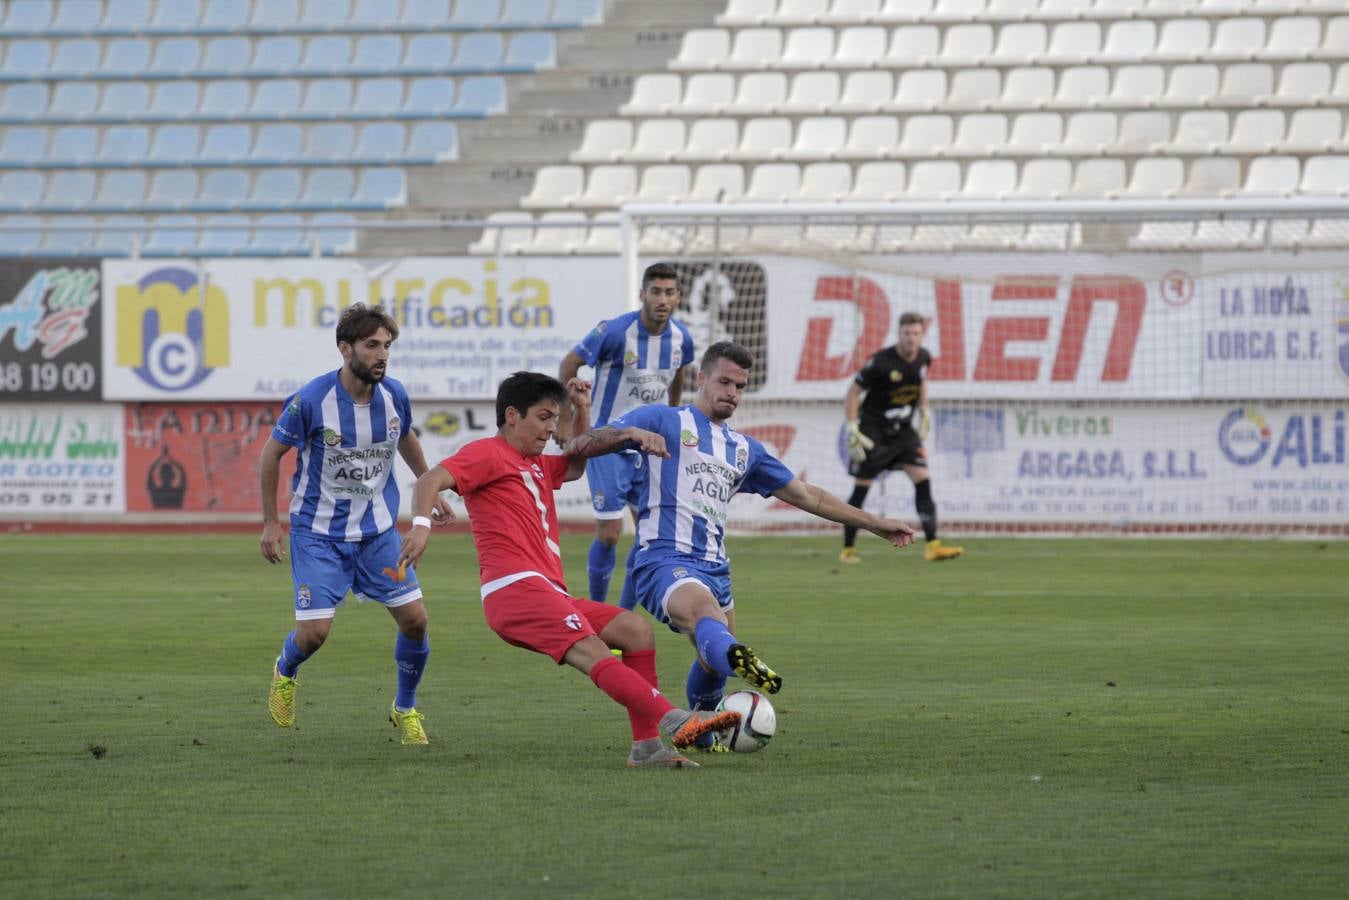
592, 492, 605, 509
680, 429, 699, 448
286, 398, 300, 416
672, 567, 688, 579
735, 445, 749, 471
671, 348, 682, 366
623, 350, 639, 367
563, 613, 582, 631
322, 428, 341, 446
890, 370, 902, 382
296, 585, 312, 609
387, 416, 401, 441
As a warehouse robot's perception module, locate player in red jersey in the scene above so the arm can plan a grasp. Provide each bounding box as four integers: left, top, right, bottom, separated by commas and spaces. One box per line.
398, 371, 739, 768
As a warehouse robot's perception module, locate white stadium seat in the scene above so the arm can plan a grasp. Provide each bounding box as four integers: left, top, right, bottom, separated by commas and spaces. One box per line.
743, 162, 801, 201
1229, 109, 1287, 154
730, 72, 788, 114
1005, 112, 1062, 155
834, 26, 887, 66
1299, 155, 1349, 195
1180, 157, 1241, 196
849, 160, 906, 200
939, 24, 994, 66
1170, 111, 1230, 154
1268, 63, 1331, 106
1281, 109, 1342, 153
1216, 64, 1274, 106
570, 120, 632, 163
627, 120, 687, 162
685, 119, 739, 161
892, 69, 947, 111
1116, 111, 1171, 153
784, 116, 846, 160
672, 29, 731, 70
521, 165, 583, 208
1059, 111, 1117, 155
780, 27, 835, 67
961, 159, 1017, 199
523, 211, 588, 254
947, 69, 1001, 109
1066, 158, 1125, 198
885, 26, 940, 67
896, 114, 954, 157
1001, 67, 1055, 109
679, 73, 736, 114
1052, 66, 1109, 108
1011, 159, 1071, 198
838, 71, 893, 112
729, 117, 792, 160
795, 161, 852, 200
690, 163, 745, 201
903, 160, 960, 198
1211, 18, 1266, 62
726, 28, 784, 69
1099, 21, 1156, 65
842, 115, 899, 157
1043, 23, 1101, 66
1261, 17, 1321, 62
634, 165, 691, 202
1121, 157, 1184, 198
1155, 20, 1210, 64
621, 74, 681, 114
950, 113, 1007, 157
1236, 156, 1301, 197
574, 165, 637, 208
1104, 65, 1165, 109
1161, 64, 1219, 107
782, 71, 841, 112
990, 24, 1045, 66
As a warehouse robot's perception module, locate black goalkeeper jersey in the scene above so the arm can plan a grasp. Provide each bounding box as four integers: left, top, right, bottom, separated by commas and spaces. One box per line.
853, 346, 930, 438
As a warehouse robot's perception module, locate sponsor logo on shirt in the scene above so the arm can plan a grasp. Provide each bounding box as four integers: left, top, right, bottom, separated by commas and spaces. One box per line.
387, 415, 401, 442
680, 429, 699, 448
624, 350, 638, 367
323, 428, 340, 446
563, 613, 582, 631
735, 445, 749, 472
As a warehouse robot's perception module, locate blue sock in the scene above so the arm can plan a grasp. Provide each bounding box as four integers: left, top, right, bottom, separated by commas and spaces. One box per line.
277, 630, 310, 678
694, 617, 738, 678
617, 541, 639, 611
394, 633, 430, 710
686, 658, 728, 748
587, 539, 617, 602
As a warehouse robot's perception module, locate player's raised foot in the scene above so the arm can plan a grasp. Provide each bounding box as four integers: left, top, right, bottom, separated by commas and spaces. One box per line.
839, 547, 862, 565
627, 742, 700, 769
924, 539, 964, 562
268, 664, 297, 728
727, 643, 783, 694
690, 734, 731, 754
389, 703, 429, 745
660, 708, 742, 749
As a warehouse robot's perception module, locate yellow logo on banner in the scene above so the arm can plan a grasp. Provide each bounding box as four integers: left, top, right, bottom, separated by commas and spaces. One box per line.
115, 267, 229, 392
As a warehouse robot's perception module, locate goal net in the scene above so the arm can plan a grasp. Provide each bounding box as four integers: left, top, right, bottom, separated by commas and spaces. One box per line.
622, 201, 1349, 537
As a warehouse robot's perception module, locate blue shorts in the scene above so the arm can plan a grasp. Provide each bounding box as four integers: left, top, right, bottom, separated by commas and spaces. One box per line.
585, 451, 642, 520
631, 555, 734, 633
289, 528, 423, 621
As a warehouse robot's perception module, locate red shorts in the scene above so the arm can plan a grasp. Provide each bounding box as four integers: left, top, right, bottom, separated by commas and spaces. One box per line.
482, 576, 625, 664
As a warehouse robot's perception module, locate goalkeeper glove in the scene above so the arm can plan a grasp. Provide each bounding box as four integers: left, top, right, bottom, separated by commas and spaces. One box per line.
844, 420, 874, 463
916, 407, 931, 441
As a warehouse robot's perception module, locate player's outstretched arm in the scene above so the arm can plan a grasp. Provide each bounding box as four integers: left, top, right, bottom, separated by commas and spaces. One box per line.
561, 376, 593, 480
556, 350, 587, 444
259, 437, 291, 564
772, 478, 916, 549
399, 466, 458, 569
397, 429, 453, 525
565, 426, 668, 465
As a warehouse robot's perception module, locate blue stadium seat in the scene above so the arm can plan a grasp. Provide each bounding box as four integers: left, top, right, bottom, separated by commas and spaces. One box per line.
51, 39, 101, 77
312, 211, 357, 254
102, 0, 152, 33
455, 76, 506, 115
402, 0, 448, 28
201, 0, 248, 33
306, 123, 356, 161
299, 0, 350, 31
455, 33, 503, 71
148, 0, 201, 33
1, 40, 51, 79
201, 80, 251, 119
149, 38, 201, 76
505, 32, 555, 70
452, 0, 500, 28
354, 122, 405, 162
202, 37, 252, 76
300, 168, 356, 209
253, 124, 303, 163
41, 216, 97, 256
147, 81, 201, 120
98, 83, 150, 121
248, 213, 306, 255
148, 125, 201, 165
250, 0, 299, 31
405, 77, 455, 116
249, 168, 302, 209
92, 214, 145, 256
102, 39, 151, 76
503, 0, 551, 27
94, 170, 147, 210
147, 170, 199, 210
99, 125, 151, 163
404, 34, 454, 73
553, 0, 602, 25
352, 35, 400, 75
351, 0, 399, 29
251, 80, 302, 118
251, 36, 301, 75
0, 171, 44, 209
200, 170, 249, 209
0, 83, 49, 122
201, 124, 251, 162
353, 78, 403, 117
353, 167, 405, 208
300, 79, 353, 118
143, 215, 199, 256
47, 82, 94, 120
0, 127, 47, 164
44, 170, 95, 210
300, 36, 352, 76
196, 214, 251, 255
51, 126, 98, 163
51, 1, 94, 36
408, 121, 458, 161
4, 1, 53, 35
0, 216, 43, 255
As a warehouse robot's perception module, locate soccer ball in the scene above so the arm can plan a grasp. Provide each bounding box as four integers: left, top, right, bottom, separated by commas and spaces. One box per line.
715, 690, 776, 753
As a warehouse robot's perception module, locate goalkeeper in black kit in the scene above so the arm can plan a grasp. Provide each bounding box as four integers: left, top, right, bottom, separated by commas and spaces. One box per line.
841, 312, 963, 563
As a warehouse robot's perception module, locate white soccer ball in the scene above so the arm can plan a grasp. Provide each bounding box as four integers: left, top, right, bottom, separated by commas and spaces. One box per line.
716, 690, 776, 753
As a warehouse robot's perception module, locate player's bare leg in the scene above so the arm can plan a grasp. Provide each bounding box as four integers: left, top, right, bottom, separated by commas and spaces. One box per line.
905, 466, 962, 561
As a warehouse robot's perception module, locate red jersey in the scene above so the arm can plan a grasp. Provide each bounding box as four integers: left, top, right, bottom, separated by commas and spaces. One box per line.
440, 436, 571, 595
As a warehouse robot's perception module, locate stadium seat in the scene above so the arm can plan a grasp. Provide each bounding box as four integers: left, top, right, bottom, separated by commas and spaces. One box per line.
0, 126, 46, 164
1208, 18, 1265, 63
949, 113, 1007, 158
51, 126, 97, 163
352, 35, 401, 75
961, 160, 1016, 199
730, 117, 792, 160
148, 125, 202, 165
147, 0, 201, 33
300, 36, 352, 76
998, 67, 1053, 110
1299, 155, 1349, 196
405, 77, 457, 116
834, 26, 886, 66
40, 216, 97, 256
779, 27, 834, 68
1059, 111, 1118, 156
1170, 111, 1230, 155
201, 80, 252, 119
742, 163, 800, 201
621, 74, 681, 114
784, 116, 845, 160
195, 214, 251, 255
1283, 109, 1343, 153
505, 32, 557, 70
794, 161, 851, 201
201, 0, 249, 32
51, 39, 101, 77
0, 83, 50, 122
4, 0, 53, 34
356, 122, 408, 162
403, 34, 454, 72
99, 83, 150, 121
1053, 66, 1109, 108
1155, 20, 1209, 63
1120, 157, 1183, 197
627, 119, 685, 162
672, 29, 731, 70
684, 118, 738, 161
147, 170, 200, 210
143, 215, 199, 256
99, 125, 150, 163
837, 71, 891, 113
903, 160, 960, 199
896, 114, 953, 158
1161, 64, 1219, 107
577, 211, 620, 255
250, 36, 302, 75
1262, 17, 1321, 62
1, 39, 50, 78
1188, 218, 1257, 250
94, 170, 147, 210
90, 214, 145, 256
250, 0, 300, 30
990, 23, 1046, 66
940, 24, 994, 67
1217, 64, 1274, 106
930, 0, 983, 21
351, 0, 399, 28
947, 70, 1001, 110
1236, 156, 1300, 197
842, 115, 899, 158
354, 167, 407, 207
44, 170, 95, 210
729, 73, 787, 114
522, 211, 588, 254
726, 28, 783, 69
1316, 17, 1349, 60
248, 214, 307, 255
1115, 111, 1170, 153
199, 169, 249, 209
502, 0, 551, 26
1180, 157, 1241, 196
301, 80, 354, 119
354, 78, 405, 116
253, 124, 303, 163
311, 212, 358, 254
892, 70, 946, 111
400, 0, 449, 28
147, 38, 200, 76
468, 211, 534, 254
299, 0, 351, 31
885, 26, 939, 67
301, 168, 357, 209
1010, 159, 1071, 199
1005, 112, 1062, 155
1099, 21, 1155, 64
1228, 109, 1286, 154
1104, 65, 1164, 109
453, 0, 503, 27
100, 0, 152, 31
456, 76, 506, 114
554, 0, 603, 25
1065, 158, 1125, 198
250, 168, 303, 209
822, 0, 884, 26
633, 164, 691, 202
252, 80, 302, 118
689, 163, 744, 201
306, 123, 357, 162
0, 215, 42, 254
1269, 62, 1331, 106
572, 164, 636, 207
147, 81, 201, 121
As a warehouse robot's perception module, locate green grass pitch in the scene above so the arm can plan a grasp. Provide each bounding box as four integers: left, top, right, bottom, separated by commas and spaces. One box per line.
2, 533, 1346, 897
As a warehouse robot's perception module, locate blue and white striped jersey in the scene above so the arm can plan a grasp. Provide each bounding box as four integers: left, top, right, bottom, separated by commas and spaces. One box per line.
610, 404, 794, 565
272, 370, 412, 542
572, 310, 696, 427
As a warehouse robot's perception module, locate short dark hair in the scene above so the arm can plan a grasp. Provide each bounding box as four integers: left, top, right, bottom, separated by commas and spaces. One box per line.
496, 371, 567, 427
700, 341, 754, 372
336, 303, 399, 346
642, 262, 679, 291
899, 312, 926, 328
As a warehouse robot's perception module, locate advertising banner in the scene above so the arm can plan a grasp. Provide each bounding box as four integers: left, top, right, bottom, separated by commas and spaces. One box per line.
101, 258, 627, 401
0, 259, 102, 401
0, 403, 124, 514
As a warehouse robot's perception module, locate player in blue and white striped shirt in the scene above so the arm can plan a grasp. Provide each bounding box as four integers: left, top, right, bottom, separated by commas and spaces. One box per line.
559, 263, 696, 607
258, 303, 452, 745
605, 342, 916, 744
